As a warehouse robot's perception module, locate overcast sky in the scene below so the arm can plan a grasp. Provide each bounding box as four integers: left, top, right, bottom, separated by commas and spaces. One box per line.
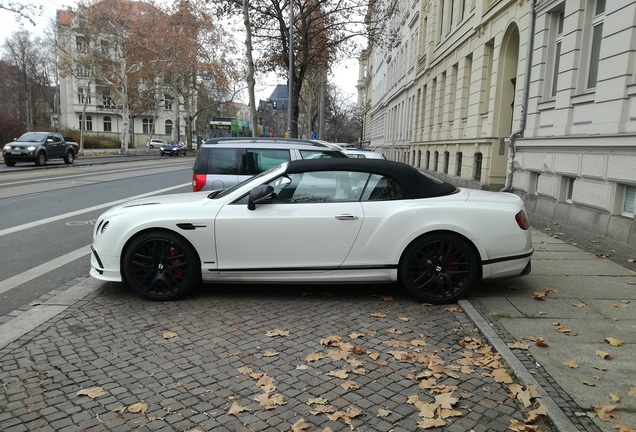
0, 0, 360, 104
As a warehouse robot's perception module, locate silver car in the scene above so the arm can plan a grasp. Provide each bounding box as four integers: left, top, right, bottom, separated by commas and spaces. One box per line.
192, 137, 347, 191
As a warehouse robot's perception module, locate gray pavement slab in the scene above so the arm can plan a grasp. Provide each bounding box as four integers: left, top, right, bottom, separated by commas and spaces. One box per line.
472, 230, 636, 432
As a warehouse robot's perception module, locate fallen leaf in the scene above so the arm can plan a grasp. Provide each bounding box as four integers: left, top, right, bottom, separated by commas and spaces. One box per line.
127, 402, 149, 414
526, 405, 548, 424
237, 366, 253, 375
572, 303, 586, 308
609, 393, 621, 403
435, 392, 459, 409
262, 351, 279, 357
605, 337, 623, 347
562, 360, 580, 369
306, 353, 325, 362
388, 350, 413, 361
593, 404, 619, 421
349, 332, 365, 339
492, 369, 513, 383
613, 301, 630, 308
265, 329, 289, 337
352, 345, 365, 355
507, 342, 530, 350
583, 381, 597, 386
320, 335, 343, 346
254, 393, 286, 410
296, 364, 308, 370
630, 387, 636, 397
445, 306, 462, 313
352, 368, 366, 375
371, 312, 386, 318
387, 328, 404, 334
377, 407, 392, 417
613, 425, 636, 432
327, 369, 349, 379
628, 258, 636, 263
525, 336, 550, 347
29, 300, 43, 306
555, 325, 575, 334
162, 331, 177, 339
532, 291, 547, 300
596, 350, 614, 360
411, 339, 427, 346
291, 418, 310, 432
368, 352, 381, 360
327, 349, 348, 361
77, 387, 107, 399
228, 401, 249, 416
340, 380, 359, 390
256, 375, 276, 393
307, 397, 329, 405
398, 316, 410, 321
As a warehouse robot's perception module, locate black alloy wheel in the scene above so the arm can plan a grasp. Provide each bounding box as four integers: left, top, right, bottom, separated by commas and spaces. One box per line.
4, 159, 16, 166
34, 152, 46, 166
399, 233, 478, 304
122, 231, 201, 301
64, 151, 75, 164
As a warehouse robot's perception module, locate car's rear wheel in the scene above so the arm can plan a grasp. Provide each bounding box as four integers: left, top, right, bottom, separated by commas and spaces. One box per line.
4, 159, 16, 166
122, 231, 201, 301
34, 152, 46, 166
399, 233, 478, 304
64, 151, 75, 164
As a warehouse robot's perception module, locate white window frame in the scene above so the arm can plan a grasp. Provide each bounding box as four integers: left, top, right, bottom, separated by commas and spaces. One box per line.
550, 9, 565, 98
586, 0, 605, 90
621, 184, 636, 217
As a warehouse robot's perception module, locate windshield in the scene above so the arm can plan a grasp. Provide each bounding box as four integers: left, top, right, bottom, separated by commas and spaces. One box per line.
17, 133, 46, 142
210, 164, 285, 199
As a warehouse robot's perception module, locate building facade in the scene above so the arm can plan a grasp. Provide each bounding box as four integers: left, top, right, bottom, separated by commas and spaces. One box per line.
359, 0, 636, 246
56, 5, 193, 148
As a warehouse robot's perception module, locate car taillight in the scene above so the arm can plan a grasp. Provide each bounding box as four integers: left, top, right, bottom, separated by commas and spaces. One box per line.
515, 210, 529, 230
193, 174, 206, 192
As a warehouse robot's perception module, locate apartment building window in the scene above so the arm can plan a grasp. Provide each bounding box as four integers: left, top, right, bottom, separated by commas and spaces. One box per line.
561, 176, 575, 203
455, 152, 463, 176
77, 87, 91, 104
587, 0, 605, 89
425, 151, 431, 169
76, 64, 90, 78
417, 150, 421, 168
102, 90, 114, 108
79, 115, 92, 131
443, 151, 450, 174
623, 185, 636, 216
142, 118, 154, 134
103, 116, 112, 132
433, 151, 439, 171
76, 36, 85, 52
165, 119, 173, 135
551, 9, 565, 97
164, 95, 174, 110
481, 40, 494, 114
473, 152, 482, 181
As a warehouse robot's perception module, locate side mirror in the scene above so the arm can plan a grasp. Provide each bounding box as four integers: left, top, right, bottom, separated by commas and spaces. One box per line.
247, 184, 275, 211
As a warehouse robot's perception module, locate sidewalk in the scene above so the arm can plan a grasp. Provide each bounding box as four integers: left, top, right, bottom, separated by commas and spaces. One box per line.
468, 229, 636, 432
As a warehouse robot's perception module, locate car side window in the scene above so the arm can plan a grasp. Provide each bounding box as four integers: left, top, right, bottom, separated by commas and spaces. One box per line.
241, 149, 290, 175
362, 174, 402, 201
299, 150, 340, 160
269, 171, 367, 203
208, 148, 238, 175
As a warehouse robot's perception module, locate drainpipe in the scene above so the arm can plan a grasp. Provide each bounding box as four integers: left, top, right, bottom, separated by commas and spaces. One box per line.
502, 0, 536, 192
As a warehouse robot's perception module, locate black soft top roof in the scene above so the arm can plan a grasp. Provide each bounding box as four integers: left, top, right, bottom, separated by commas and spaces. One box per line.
286, 158, 457, 199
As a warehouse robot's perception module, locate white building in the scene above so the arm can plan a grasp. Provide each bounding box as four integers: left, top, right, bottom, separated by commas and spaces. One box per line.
56, 5, 193, 148
359, 0, 636, 247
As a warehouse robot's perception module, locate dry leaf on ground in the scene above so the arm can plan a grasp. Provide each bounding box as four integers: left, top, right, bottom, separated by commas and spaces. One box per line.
492, 369, 513, 383
596, 350, 615, 360
507, 342, 530, 350
609, 393, 621, 403
605, 337, 623, 347
228, 401, 249, 416
291, 418, 311, 432
306, 353, 325, 362
77, 387, 107, 399
127, 402, 148, 413
265, 329, 289, 337
377, 407, 392, 417
162, 331, 177, 339
593, 404, 619, 421
613, 425, 636, 432
262, 351, 279, 357
371, 312, 386, 318
562, 360, 580, 368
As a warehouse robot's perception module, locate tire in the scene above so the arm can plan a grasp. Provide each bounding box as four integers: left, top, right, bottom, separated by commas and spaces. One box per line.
4, 159, 16, 166
122, 230, 201, 301
399, 233, 479, 304
63, 151, 75, 164
160, 152, 165, 157
149, 145, 154, 149
34, 152, 46, 166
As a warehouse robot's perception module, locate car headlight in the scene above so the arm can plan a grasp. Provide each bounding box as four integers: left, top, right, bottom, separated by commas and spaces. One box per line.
160, 146, 165, 150
27, 146, 36, 151
3, 144, 11, 151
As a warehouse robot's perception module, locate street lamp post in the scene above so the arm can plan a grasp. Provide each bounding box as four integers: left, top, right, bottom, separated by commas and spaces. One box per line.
288, 0, 293, 138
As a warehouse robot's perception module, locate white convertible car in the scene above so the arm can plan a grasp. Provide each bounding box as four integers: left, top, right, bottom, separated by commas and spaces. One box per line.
90, 158, 533, 304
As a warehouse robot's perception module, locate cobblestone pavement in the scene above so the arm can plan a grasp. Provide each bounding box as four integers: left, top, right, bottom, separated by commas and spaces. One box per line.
1, 282, 556, 431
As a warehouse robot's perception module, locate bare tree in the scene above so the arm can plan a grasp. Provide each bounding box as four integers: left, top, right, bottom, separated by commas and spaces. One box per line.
0, 1, 42, 25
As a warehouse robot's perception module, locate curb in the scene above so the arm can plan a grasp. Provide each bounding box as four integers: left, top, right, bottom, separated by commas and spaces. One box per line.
459, 299, 581, 432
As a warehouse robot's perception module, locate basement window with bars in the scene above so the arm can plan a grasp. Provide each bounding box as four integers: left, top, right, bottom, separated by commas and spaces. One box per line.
623, 185, 636, 217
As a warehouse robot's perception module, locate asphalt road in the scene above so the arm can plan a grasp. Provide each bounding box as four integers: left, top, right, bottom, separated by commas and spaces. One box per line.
0, 156, 194, 316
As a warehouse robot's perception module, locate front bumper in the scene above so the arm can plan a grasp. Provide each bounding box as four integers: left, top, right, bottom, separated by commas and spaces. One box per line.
90, 246, 122, 282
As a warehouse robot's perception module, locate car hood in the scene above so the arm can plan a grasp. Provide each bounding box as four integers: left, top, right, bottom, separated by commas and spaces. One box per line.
6, 141, 42, 147
102, 192, 212, 217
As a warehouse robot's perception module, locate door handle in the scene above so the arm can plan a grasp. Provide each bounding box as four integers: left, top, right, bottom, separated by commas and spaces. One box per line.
335, 214, 359, 220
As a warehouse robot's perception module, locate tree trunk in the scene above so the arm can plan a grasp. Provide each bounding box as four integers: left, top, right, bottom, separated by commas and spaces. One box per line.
244, 0, 258, 137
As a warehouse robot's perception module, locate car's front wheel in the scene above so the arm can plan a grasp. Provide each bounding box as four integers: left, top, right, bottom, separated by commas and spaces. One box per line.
4, 159, 16, 166
64, 151, 75, 164
122, 231, 201, 301
34, 152, 46, 166
399, 233, 478, 304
